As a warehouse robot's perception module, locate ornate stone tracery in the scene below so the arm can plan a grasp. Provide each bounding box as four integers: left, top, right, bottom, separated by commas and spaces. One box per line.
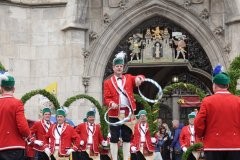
104, 16, 212, 79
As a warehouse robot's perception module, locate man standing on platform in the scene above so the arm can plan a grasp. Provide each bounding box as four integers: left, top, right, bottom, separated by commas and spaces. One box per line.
130, 110, 156, 160
76, 110, 107, 160
180, 112, 199, 160
195, 72, 240, 160
30, 107, 52, 160
0, 73, 33, 160
44, 109, 79, 160
104, 51, 145, 160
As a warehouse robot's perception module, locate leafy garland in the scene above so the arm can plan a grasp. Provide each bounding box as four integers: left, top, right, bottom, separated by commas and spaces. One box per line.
21, 89, 60, 110
0, 62, 6, 71
163, 82, 207, 100
228, 55, 240, 95
182, 142, 203, 160
63, 94, 108, 139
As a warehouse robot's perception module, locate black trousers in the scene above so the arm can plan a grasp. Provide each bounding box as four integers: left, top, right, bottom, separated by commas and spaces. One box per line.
109, 117, 132, 143
36, 151, 49, 160
205, 151, 240, 160
0, 149, 25, 160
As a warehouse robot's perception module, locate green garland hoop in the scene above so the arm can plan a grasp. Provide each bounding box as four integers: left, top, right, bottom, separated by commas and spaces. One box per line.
228, 55, 240, 95
63, 94, 108, 139
0, 62, 6, 71
182, 142, 203, 160
163, 82, 207, 100
21, 89, 60, 110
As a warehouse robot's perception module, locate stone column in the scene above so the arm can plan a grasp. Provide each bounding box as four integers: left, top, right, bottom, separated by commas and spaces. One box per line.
172, 96, 180, 120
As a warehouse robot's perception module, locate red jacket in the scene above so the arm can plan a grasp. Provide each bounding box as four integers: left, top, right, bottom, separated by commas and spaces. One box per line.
31, 119, 53, 151
44, 123, 79, 156
131, 123, 155, 152
0, 95, 31, 151
194, 90, 240, 151
104, 74, 145, 117
75, 122, 103, 153
179, 125, 200, 148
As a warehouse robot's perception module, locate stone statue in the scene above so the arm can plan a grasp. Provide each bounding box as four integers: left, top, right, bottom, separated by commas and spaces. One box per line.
173, 37, 187, 60
145, 28, 152, 44
129, 36, 142, 61
153, 42, 163, 59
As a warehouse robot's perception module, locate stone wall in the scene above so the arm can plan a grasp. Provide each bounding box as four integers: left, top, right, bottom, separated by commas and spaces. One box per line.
0, 2, 94, 124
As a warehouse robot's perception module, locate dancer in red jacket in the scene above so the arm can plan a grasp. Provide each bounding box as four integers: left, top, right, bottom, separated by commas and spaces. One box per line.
44, 109, 79, 160
195, 72, 240, 160
0, 73, 33, 160
104, 51, 145, 160
30, 107, 53, 160
131, 110, 156, 160
76, 110, 107, 160
180, 112, 200, 160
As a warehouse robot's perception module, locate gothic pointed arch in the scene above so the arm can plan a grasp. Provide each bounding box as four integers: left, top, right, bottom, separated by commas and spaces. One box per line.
84, 0, 226, 82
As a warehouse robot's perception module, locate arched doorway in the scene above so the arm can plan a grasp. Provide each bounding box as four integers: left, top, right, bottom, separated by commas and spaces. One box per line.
102, 16, 212, 122
84, 0, 225, 122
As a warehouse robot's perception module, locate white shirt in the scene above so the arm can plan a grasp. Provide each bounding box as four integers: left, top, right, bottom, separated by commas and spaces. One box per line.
44, 120, 50, 131
87, 123, 94, 144
115, 76, 130, 108
140, 123, 146, 142
55, 124, 63, 145
189, 125, 195, 145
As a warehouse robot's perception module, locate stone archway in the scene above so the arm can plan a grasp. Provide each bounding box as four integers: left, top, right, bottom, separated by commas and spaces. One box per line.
85, 0, 226, 85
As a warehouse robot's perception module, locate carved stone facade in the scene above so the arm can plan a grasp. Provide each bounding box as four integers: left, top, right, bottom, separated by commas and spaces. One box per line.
0, 0, 240, 123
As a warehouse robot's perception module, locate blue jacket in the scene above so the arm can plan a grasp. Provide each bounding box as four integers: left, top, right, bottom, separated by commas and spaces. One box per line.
171, 123, 184, 150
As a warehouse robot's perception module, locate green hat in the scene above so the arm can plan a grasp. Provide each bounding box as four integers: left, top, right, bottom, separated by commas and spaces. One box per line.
188, 112, 196, 119
136, 110, 147, 119
42, 108, 51, 115
86, 111, 95, 118
1, 76, 15, 87
113, 57, 124, 65
213, 73, 230, 85
56, 109, 66, 117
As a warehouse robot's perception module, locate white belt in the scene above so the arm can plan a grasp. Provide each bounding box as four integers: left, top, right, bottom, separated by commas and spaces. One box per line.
120, 110, 125, 114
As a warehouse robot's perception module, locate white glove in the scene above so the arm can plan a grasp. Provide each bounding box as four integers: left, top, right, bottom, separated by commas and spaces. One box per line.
111, 103, 119, 109
102, 140, 108, 147
34, 140, 43, 146
44, 148, 51, 157
80, 140, 84, 145
131, 146, 137, 153
151, 137, 157, 143
182, 147, 187, 153
66, 148, 74, 156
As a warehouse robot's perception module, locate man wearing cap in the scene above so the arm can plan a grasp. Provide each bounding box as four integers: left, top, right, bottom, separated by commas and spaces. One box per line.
130, 110, 156, 160
75, 110, 107, 160
44, 109, 79, 160
103, 51, 145, 160
0, 73, 33, 160
30, 107, 52, 160
195, 72, 240, 160
180, 112, 199, 160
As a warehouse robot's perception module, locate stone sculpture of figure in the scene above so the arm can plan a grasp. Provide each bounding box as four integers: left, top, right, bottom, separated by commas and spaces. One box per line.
173, 37, 187, 60
145, 28, 152, 44
152, 26, 162, 40
153, 42, 163, 59
163, 28, 170, 45
129, 37, 141, 61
